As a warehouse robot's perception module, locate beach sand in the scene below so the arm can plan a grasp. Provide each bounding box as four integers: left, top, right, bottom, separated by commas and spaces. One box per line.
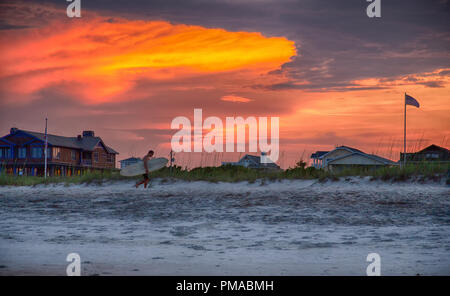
0, 177, 449, 275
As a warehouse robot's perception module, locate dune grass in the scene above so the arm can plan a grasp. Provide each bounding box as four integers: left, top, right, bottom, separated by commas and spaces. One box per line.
0, 170, 129, 186
0, 162, 448, 186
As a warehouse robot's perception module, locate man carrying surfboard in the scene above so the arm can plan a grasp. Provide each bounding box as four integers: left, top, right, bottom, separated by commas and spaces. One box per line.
135, 150, 154, 188
120, 151, 168, 182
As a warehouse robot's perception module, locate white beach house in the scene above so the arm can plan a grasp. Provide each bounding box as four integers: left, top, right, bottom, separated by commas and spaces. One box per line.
310, 146, 396, 171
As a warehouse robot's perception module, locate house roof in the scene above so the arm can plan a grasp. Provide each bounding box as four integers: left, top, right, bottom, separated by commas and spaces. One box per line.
241, 154, 260, 164
415, 144, 449, 154
366, 154, 396, 165
239, 154, 280, 168
311, 151, 329, 158
7, 129, 119, 154
119, 157, 141, 163
337, 145, 364, 153
319, 145, 364, 159
327, 152, 396, 165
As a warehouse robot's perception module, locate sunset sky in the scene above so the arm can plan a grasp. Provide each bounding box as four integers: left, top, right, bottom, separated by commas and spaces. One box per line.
0, 0, 449, 168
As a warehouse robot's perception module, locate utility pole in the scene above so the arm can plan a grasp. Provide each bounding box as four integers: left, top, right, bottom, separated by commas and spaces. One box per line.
44, 118, 48, 178
403, 93, 407, 168
170, 150, 174, 173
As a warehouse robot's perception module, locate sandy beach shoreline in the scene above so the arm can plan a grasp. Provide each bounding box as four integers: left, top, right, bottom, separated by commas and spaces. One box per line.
0, 178, 449, 276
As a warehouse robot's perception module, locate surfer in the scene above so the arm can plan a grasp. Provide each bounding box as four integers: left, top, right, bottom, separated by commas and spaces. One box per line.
135, 150, 154, 188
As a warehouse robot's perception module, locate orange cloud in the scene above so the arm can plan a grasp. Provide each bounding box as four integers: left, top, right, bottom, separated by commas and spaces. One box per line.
352, 68, 450, 89
220, 95, 253, 103
0, 16, 296, 104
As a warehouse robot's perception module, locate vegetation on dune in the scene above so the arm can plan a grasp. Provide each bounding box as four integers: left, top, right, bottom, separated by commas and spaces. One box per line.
0, 170, 129, 186
0, 161, 448, 186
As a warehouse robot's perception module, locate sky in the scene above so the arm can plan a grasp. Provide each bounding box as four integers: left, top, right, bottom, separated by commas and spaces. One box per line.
0, 0, 449, 168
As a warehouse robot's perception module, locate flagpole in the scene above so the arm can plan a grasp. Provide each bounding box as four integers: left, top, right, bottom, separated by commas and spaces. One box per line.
403, 93, 406, 167
44, 118, 48, 179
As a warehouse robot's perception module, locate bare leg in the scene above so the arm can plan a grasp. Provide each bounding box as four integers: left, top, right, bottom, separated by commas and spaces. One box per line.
135, 179, 145, 188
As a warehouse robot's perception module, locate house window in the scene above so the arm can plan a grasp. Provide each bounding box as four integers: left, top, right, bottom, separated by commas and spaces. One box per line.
18, 147, 27, 158
0, 148, 8, 158
107, 154, 113, 163
94, 152, 99, 162
31, 147, 42, 158
5, 148, 11, 159
71, 150, 77, 160
53, 147, 61, 160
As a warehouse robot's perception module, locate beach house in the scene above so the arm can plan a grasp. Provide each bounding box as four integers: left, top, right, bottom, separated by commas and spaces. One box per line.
222, 152, 280, 170
400, 144, 449, 163
119, 157, 142, 169
0, 128, 119, 176
310, 146, 396, 171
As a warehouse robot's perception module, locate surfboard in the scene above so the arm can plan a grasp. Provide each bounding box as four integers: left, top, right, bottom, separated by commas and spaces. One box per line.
120, 157, 169, 177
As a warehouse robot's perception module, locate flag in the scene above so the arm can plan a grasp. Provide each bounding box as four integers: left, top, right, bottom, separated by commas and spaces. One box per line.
405, 94, 420, 108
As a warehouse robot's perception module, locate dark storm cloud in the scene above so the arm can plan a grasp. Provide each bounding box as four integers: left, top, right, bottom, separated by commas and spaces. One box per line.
439, 69, 450, 76
253, 81, 389, 92
37, 0, 447, 90
418, 80, 445, 88
13, 0, 449, 91
0, 22, 30, 30
1, 0, 448, 97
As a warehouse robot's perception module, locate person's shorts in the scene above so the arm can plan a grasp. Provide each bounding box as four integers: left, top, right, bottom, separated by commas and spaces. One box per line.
142, 173, 149, 180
